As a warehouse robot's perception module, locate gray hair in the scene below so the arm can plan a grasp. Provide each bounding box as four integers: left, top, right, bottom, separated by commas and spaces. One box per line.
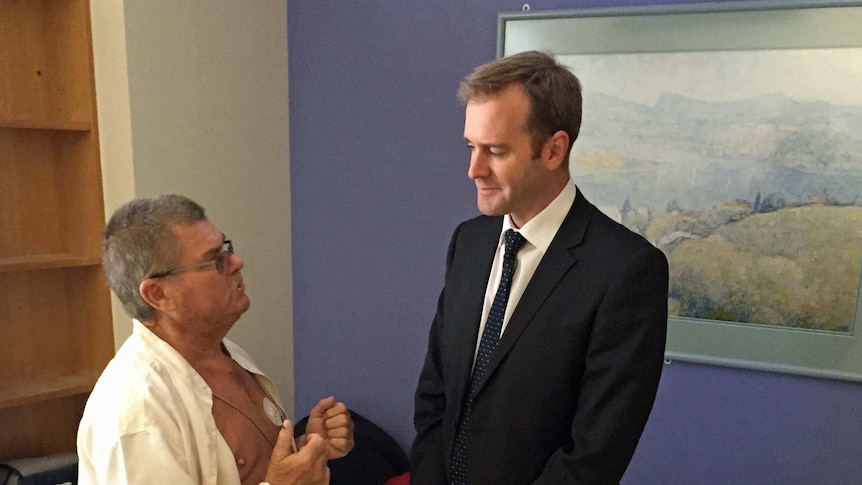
458, 50, 582, 161
103, 194, 207, 321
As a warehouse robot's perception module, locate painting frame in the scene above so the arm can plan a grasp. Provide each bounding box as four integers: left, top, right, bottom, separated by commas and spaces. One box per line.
499, 0, 862, 381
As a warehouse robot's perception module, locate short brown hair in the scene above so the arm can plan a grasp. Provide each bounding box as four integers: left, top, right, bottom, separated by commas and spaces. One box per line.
458, 50, 582, 160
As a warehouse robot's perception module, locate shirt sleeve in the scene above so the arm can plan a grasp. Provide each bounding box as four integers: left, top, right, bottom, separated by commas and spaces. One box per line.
78, 429, 201, 485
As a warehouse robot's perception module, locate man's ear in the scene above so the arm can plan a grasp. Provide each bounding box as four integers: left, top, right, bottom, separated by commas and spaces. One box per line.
544, 130, 570, 171
139, 278, 174, 313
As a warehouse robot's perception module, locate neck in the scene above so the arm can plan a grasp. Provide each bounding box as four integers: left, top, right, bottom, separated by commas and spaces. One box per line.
143, 316, 231, 369
511, 174, 569, 228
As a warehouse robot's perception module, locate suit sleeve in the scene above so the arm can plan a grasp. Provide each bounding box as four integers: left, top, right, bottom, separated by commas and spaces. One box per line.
536, 244, 669, 484
411, 226, 461, 485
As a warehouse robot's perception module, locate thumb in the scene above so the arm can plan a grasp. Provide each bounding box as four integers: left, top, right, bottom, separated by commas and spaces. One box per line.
270, 419, 296, 462
301, 433, 328, 460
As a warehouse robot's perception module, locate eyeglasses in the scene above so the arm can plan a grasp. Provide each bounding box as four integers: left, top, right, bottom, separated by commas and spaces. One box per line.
147, 240, 234, 279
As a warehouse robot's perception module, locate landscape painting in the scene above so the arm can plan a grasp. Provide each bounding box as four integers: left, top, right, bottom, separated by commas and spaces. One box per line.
562, 48, 862, 333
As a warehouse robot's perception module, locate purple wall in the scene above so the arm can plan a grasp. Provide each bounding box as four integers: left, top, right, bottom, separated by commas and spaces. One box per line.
287, 1, 862, 482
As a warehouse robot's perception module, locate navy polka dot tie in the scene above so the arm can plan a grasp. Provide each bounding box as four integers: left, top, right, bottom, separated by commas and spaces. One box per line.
450, 229, 527, 485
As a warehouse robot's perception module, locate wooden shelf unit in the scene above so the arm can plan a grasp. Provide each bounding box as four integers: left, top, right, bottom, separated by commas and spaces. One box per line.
0, 0, 114, 459
0, 119, 92, 131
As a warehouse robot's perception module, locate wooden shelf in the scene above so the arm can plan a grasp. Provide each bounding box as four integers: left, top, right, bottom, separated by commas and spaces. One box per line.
0, 118, 92, 131
0, 394, 89, 460
0, 0, 114, 459
0, 375, 97, 410
0, 254, 102, 273
0, 0, 95, 124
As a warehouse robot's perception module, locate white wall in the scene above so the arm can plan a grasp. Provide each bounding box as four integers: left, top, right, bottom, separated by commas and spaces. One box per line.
90, 0, 295, 416
90, 0, 136, 351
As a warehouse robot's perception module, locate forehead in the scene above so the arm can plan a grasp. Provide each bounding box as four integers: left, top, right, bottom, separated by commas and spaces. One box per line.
171, 219, 222, 257
464, 84, 531, 140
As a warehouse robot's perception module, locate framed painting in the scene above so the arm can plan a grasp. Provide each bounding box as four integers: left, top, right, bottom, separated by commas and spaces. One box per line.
500, 0, 862, 380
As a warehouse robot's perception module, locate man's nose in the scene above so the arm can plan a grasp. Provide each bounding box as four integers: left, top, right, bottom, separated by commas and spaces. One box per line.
468, 152, 488, 180
227, 252, 244, 273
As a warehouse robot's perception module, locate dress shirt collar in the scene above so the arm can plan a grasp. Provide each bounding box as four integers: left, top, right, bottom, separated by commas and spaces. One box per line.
502, 178, 577, 253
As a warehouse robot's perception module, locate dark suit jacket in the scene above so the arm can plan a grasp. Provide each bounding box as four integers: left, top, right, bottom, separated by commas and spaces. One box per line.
412, 190, 668, 484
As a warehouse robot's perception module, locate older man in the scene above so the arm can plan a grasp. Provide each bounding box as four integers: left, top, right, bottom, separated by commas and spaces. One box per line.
78, 194, 353, 485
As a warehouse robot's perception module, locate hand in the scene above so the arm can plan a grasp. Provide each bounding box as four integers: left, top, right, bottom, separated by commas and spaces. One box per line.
265, 420, 330, 485
301, 396, 355, 460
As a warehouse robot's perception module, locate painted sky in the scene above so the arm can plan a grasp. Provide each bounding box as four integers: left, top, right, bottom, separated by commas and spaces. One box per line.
560, 48, 862, 106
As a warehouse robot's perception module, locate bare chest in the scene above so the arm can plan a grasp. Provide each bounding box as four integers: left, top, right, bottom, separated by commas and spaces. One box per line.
203, 364, 283, 485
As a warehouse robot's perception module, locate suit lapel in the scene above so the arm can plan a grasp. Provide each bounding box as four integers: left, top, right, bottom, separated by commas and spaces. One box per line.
450, 218, 502, 414
469, 192, 593, 398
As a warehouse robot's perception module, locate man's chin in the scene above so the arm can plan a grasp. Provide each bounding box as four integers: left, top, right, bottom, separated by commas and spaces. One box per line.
476, 198, 506, 216
238, 297, 251, 314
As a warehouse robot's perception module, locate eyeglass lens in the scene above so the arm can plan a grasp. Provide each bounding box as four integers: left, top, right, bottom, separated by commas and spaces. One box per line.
215, 240, 234, 274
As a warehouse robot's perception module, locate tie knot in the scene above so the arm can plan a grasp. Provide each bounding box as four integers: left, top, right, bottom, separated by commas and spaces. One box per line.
504, 229, 527, 257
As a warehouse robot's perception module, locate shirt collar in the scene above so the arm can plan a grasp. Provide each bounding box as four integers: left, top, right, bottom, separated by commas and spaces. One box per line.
501, 178, 577, 253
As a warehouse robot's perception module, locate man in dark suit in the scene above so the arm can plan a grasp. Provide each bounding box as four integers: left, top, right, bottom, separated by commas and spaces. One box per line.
412, 51, 669, 484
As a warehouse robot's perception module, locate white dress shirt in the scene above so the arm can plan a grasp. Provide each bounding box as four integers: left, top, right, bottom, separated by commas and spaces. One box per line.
473, 179, 577, 363
77, 320, 287, 485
